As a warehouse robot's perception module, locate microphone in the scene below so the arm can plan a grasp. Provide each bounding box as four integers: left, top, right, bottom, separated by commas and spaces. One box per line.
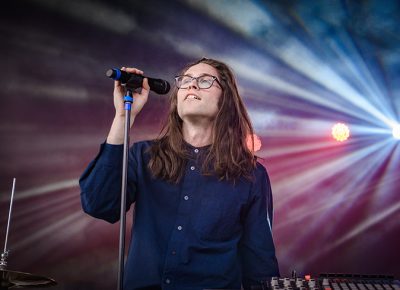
106, 68, 171, 95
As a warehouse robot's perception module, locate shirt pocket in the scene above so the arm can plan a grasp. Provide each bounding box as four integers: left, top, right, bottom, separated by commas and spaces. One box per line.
194, 195, 242, 242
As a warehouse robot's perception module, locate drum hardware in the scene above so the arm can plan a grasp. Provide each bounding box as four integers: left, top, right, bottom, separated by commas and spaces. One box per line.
1, 178, 57, 289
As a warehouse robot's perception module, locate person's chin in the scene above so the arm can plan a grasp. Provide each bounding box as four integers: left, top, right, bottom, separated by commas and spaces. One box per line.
181, 111, 214, 122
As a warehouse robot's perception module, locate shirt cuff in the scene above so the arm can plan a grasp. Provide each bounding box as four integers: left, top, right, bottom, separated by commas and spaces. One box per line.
97, 142, 124, 167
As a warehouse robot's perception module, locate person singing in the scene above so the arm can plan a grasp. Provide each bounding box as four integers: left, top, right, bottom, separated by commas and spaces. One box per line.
80, 58, 279, 290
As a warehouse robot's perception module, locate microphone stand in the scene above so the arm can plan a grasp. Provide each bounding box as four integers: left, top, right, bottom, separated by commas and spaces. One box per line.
117, 88, 134, 290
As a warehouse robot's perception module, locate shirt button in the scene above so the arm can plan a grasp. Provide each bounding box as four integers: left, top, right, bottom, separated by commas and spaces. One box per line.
171, 250, 176, 255
177, 225, 183, 231
190, 166, 195, 170
184, 195, 189, 200
165, 278, 171, 284
194, 148, 199, 153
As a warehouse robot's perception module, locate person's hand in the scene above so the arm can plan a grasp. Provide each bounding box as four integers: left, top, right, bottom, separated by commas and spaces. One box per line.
107, 66, 151, 144
113, 67, 150, 121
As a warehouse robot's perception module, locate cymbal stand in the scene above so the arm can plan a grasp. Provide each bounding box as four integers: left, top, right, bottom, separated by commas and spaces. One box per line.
0, 178, 16, 271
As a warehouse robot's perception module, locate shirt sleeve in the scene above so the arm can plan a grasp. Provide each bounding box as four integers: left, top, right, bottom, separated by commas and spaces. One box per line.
239, 164, 280, 289
79, 142, 137, 223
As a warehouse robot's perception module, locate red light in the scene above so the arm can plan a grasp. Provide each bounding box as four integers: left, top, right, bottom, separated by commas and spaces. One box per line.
332, 123, 350, 142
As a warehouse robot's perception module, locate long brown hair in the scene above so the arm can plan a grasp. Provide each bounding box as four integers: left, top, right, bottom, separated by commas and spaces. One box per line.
148, 58, 256, 183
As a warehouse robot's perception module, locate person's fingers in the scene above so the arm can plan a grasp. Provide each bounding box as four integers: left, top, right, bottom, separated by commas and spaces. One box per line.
141, 78, 150, 92
124, 67, 144, 75
114, 80, 122, 88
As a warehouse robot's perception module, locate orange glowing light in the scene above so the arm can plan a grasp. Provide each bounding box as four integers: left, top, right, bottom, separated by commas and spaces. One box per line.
246, 134, 262, 152
332, 123, 350, 142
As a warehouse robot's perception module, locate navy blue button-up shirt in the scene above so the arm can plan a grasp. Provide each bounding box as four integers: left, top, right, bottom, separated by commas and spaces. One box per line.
80, 141, 279, 290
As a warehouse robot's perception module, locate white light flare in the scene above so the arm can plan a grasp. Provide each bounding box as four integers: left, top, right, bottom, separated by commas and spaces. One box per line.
392, 124, 400, 139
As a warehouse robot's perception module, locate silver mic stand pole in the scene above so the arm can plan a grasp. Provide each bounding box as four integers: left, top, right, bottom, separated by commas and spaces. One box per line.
117, 88, 134, 290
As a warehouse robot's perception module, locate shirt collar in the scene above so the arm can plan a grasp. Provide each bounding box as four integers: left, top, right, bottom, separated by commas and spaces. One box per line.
183, 140, 211, 155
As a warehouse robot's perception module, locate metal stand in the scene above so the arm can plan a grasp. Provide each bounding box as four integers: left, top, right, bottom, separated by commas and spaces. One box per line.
0, 178, 56, 289
0, 178, 15, 271
117, 89, 134, 290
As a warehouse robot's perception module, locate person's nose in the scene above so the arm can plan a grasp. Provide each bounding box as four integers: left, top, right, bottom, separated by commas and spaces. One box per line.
187, 78, 199, 90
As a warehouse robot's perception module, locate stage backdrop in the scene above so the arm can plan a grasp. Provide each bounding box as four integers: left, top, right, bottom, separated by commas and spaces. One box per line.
0, 1, 399, 289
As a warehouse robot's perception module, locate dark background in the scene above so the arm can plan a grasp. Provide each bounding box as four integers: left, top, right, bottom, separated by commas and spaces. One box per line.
0, 1, 399, 289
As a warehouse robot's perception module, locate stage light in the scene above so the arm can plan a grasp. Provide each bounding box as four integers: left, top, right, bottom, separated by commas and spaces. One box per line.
393, 124, 400, 139
332, 123, 350, 142
247, 133, 262, 152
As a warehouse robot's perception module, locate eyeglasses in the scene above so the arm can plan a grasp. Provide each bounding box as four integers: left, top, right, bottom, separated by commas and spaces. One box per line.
175, 74, 222, 89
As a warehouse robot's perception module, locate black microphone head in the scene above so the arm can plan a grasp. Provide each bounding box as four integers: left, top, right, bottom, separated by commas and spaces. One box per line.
164, 81, 171, 94
106, 68, 170, 94
157, 80, 171, 95
147, 78, 170, 95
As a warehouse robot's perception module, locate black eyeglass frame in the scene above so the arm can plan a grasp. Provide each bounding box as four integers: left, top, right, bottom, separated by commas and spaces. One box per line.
174, 74, 222, 89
